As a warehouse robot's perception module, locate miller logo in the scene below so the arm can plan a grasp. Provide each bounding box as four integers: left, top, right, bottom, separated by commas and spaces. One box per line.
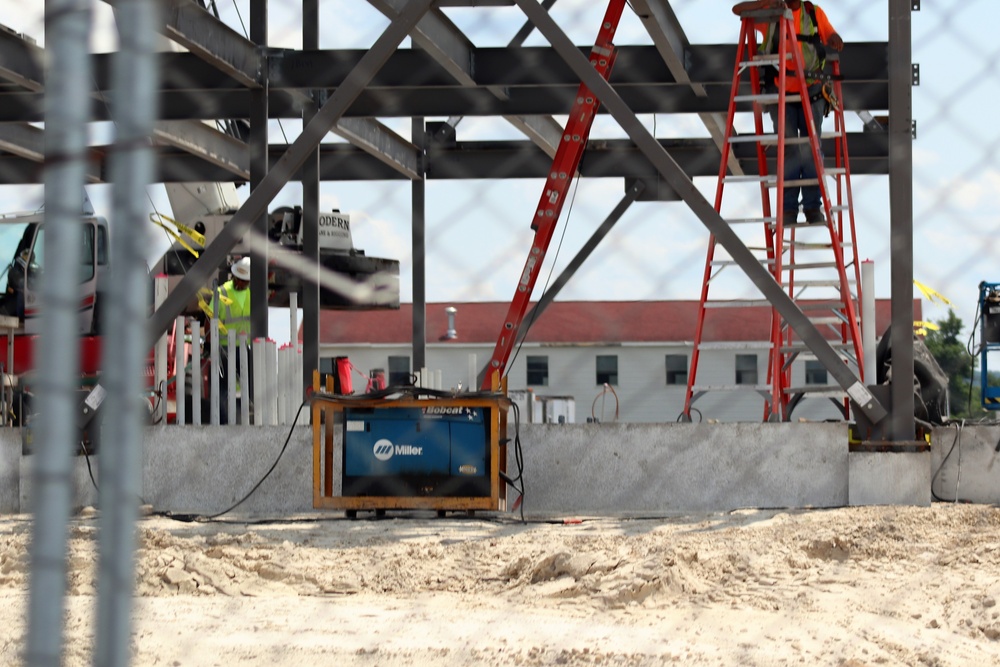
373, 439, 394, 461
372, 439, 424, 461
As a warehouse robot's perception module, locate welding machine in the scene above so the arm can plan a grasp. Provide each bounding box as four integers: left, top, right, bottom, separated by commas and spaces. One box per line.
310, 378, 507, 513
342, 405, 491, 498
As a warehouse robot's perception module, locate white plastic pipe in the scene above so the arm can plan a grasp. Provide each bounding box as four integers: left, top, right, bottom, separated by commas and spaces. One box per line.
277, 345, 289, 425
209, 315, 219, 426
252, 338, 264, 425
265, 340, 278, 425
239, 333, 250, 425
154, 276, 168, 424
191, 320, 202, 425
227, 328, 237, 424
175, 316, 185, 425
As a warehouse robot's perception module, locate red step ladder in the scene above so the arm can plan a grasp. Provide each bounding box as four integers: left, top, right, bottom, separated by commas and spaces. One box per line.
482, 0, 627, 390
682, 8, 863, 422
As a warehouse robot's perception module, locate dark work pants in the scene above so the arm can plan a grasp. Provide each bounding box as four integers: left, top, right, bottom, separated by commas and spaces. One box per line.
769, 86, 826, 212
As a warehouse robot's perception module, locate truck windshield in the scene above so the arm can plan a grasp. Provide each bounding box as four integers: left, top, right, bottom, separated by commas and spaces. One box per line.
0, 223, 34, 280
0, 222, 96, 284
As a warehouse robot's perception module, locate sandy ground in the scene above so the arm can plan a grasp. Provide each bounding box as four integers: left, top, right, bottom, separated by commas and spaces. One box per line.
1, 504, 1000, 666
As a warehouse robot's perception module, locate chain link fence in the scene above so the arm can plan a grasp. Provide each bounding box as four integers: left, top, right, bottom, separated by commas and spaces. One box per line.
0, 1, 998, 665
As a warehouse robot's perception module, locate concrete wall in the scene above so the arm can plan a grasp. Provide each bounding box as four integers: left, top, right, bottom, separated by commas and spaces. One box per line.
930, 424, 1000, 504
2, 423, 996, 517
514, 422, 848, 513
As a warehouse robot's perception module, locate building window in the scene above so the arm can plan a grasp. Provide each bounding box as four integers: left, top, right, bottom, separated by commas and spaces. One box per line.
388, 356, 410, 385
596, 355, 618, 385
805, 360, 828, 385
526, 355, 548, 386
665, 354, 687, 386
735, 354, 757, 385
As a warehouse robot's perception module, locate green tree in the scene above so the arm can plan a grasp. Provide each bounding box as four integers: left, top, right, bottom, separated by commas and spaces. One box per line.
923, 309, 979, 418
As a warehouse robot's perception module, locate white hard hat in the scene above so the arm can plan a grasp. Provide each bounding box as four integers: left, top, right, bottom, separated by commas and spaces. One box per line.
231, 257, 251, 281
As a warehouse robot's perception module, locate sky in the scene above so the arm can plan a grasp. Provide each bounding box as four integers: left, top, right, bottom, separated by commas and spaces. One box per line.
0, 0, 996, 345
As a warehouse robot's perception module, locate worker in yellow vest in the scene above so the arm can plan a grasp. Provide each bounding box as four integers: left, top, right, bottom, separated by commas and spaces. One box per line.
210, 256, 252, 423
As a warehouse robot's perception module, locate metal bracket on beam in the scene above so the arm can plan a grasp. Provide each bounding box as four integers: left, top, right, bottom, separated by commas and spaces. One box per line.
911, 63, 919, 86
912, 119, 918, 140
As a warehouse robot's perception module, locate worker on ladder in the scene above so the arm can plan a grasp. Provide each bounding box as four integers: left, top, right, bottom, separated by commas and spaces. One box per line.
732, 0, 844, 225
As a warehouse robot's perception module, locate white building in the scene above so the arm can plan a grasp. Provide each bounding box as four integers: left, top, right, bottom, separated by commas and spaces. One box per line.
313, 299, 916, 424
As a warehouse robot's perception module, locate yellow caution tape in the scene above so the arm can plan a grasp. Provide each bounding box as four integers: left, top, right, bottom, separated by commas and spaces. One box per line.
149, 212, 206, 258
913, 279, 952, 306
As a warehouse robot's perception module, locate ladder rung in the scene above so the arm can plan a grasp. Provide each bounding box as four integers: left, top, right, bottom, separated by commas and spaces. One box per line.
782, 261, 838, 270
726, 216, 778, 224
797, 300, 854, 309
733, 93, 803, 104
747, 54, 790, 65
697, 342, 773, 351
692, 384, 772, 392
773, 178, 820, 188
722, 174, 776, 184
736, 135, 812, 146
782, 385, 847, 397
704, 299, 772, 308
782, 279, 855, 287
710, 258, 775, 267
825, 168, 847, 176
784, 241, 854, 249
780, 342, 854, 353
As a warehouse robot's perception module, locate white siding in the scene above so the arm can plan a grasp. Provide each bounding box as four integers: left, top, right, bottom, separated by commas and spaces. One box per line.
322, 342, 850, 424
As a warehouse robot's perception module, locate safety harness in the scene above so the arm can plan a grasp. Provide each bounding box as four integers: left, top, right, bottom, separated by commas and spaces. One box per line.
761, 2, 840, 115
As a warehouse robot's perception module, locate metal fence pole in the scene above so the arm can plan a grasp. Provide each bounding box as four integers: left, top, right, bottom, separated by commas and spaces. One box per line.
26, 1, 92, 665
95, 2, 161, 666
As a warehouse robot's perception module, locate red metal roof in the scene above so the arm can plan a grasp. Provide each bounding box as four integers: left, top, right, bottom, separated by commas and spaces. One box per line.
310, 300, 918, 345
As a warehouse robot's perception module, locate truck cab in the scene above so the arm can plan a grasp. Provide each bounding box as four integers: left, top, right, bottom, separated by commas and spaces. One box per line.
0, 211, 109, 334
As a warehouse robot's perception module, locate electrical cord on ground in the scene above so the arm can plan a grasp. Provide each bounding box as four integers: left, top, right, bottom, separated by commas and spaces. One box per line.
591, 383, 620, 423
498, 400, 525, 523
931, 420, 971, 503
161, 401, 307, 522
677, 407, 702, 423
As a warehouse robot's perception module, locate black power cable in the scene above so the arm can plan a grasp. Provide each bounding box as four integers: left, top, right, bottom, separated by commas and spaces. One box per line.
162, 401, 307, 522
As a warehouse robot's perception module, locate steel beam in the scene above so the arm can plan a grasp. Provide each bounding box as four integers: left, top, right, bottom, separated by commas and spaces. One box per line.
888, 0, 915, 440
368, 0, 474, 84
630, 0, 741, 176
368, 0, 561, 156
148, 0, 435, 346
0, 26, 43, 91
109, 0, 263, 89
152, 120, 249, 179
0, 134, 889, 184
0, 123, 44, 162
332, 117, 420, 180
514, 0, 887, 424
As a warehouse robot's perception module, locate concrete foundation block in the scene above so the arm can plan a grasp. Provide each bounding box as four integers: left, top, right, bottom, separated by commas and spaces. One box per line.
19, 453, 100, 514
848, 450, 930, 506
0, 429, 19, 514
930, 425, 1000, 504
516, 422, 848, 514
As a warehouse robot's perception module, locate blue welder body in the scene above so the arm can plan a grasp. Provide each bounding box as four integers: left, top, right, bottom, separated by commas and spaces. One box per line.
342, 405, 490, 497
